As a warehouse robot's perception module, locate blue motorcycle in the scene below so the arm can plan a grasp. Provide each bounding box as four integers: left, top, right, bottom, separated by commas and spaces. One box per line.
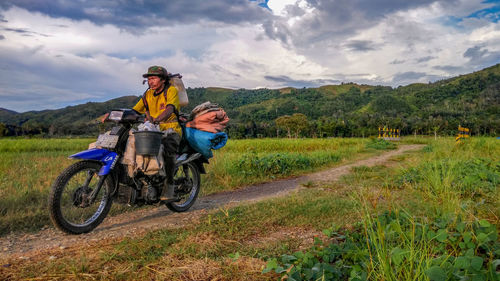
48, 109, 207, 234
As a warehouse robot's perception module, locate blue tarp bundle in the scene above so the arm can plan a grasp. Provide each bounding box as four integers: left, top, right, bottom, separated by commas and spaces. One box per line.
185, 127, 228, 158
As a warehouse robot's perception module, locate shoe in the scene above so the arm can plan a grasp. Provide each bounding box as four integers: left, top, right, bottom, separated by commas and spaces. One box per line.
160, 184, 177, 201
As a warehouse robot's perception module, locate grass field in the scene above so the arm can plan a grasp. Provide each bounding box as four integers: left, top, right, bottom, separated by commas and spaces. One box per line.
1, 137, 498, 280
0, 137, 378, 235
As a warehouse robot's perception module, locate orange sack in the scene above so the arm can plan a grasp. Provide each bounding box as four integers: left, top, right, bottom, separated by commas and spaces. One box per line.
186, 109, 229, 133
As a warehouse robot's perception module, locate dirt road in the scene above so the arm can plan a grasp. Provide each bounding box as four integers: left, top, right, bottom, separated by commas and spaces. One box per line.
0, 144, 422, 260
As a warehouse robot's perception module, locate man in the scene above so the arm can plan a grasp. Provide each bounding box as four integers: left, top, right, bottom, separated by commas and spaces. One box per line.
132, 66, 181, 201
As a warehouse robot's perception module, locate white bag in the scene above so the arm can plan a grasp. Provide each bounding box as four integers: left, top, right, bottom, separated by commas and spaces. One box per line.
171, 76, 188, 107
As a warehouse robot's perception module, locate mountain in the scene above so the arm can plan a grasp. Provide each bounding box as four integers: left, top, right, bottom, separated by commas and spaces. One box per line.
0, 64, 499, 137
0, 108, 18, 119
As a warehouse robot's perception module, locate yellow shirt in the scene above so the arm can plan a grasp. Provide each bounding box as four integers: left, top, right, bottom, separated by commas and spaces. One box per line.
133, 86, 182, 135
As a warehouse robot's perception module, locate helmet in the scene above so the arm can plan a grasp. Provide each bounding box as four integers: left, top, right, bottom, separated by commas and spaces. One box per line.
142, 65, 167, 78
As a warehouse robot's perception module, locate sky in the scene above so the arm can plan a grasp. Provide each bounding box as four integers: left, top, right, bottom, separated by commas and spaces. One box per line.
0, 0, 499, 112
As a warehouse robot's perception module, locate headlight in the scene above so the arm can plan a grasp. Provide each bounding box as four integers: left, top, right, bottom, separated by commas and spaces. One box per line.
108, 111, 124, 121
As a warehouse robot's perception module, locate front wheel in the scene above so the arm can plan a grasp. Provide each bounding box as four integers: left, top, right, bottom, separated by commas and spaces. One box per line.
48, 161, 113, 234
166, 162, 200, 212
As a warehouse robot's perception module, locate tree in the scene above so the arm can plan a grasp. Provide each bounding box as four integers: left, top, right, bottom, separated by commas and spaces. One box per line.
0, 122, 6, 137
276, 115, 292, 138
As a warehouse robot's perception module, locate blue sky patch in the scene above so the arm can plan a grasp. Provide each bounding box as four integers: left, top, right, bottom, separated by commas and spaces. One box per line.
468, 1, 500, 23
249, 0, 271, 11
440, 1, 499, 28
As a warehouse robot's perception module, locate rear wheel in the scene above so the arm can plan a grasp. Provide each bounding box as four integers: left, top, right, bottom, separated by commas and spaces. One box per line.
48, 161, 113, 234
166, 162, 200, 212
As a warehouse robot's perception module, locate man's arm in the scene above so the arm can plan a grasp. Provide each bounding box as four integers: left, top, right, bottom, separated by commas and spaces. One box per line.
153, 104, 175, 123
133, 95, 154, 122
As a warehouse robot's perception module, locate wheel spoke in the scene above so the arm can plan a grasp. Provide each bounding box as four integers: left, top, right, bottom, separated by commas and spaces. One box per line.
168, 162, 200, 210
60, 168, 108, 226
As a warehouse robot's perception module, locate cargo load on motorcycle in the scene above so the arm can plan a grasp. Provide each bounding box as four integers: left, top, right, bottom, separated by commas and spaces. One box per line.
48, 67, 229, 234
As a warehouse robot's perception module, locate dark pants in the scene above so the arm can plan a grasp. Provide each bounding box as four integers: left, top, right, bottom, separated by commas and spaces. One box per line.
162, 132, 181, 185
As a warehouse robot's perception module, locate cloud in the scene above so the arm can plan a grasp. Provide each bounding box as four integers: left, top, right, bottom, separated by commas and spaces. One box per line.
464, 45, 489, 59
433, 65, 466, 73
344, 40, 380, 52
463, 44, 500, 69
264, 75, 340, 88
0, 0, 271, 32
1, 0, 500, 112
1, 27, 49, 37
391, 71, 444, 86
415, 56, 436, 63
390, 59, 406, 64
263, 0, 456, 48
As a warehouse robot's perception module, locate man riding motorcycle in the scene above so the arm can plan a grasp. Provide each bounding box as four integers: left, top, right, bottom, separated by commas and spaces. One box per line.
132, 65, 181, 202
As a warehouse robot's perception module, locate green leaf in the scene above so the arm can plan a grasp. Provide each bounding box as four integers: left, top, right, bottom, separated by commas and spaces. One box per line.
455, 256, 469, 269
262, 258, 278, 273
436, 229, 448, 243
312, 263, 322, 274
471, 273, 486, 281
470, 256, 483, 271
391, 247, 406, 266
425, 266, 447, 281
477, 233, 490, 244
478, 219, 491, 228
463, 232, 472, 243
466, 249, 475, 257
456, 222, 466, 233
281, 254, 297, 263
275, 266, 287, 274
228, 252, 240, 261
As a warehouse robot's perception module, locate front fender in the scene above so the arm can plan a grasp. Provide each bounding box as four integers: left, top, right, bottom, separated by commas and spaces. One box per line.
70, 148, 119, 176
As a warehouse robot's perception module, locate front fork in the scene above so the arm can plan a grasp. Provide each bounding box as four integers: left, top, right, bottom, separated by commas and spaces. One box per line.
69, 149, 118, 207
88, 174, 108, 204
77, 171, 108, 207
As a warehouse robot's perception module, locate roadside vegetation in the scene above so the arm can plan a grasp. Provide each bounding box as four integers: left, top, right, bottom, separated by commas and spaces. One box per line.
1, 137, 498, 281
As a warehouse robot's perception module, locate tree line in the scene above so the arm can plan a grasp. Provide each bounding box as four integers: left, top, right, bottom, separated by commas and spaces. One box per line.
1, 64, 499, 138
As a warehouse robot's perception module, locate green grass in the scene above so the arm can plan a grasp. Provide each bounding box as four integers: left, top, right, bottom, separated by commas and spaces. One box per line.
0, 137, 375, 235
3, 137, 497, 281
266, 137, 499, 280
0, 139, 93, 234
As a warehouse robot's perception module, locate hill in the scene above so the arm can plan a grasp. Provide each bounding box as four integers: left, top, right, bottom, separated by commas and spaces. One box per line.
0, 108, 18, 119
0, 64, 499, 137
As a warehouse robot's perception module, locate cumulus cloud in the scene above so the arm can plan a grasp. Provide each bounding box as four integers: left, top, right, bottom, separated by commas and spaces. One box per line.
0, 0, 271, 32
464, 45, 489, 59
463, 44, 500, 68
0, 0, 500, 111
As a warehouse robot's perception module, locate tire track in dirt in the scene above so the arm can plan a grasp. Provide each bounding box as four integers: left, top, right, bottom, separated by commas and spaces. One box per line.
0, 144, 423, 260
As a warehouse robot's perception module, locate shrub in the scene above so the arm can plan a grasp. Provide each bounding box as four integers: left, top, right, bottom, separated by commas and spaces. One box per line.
398, 158, 500, 198
264, 211, 500, 281
366, 138, 397, 150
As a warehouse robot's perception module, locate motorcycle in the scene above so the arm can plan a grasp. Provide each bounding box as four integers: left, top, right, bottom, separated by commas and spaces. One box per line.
48, 108, 207, 234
